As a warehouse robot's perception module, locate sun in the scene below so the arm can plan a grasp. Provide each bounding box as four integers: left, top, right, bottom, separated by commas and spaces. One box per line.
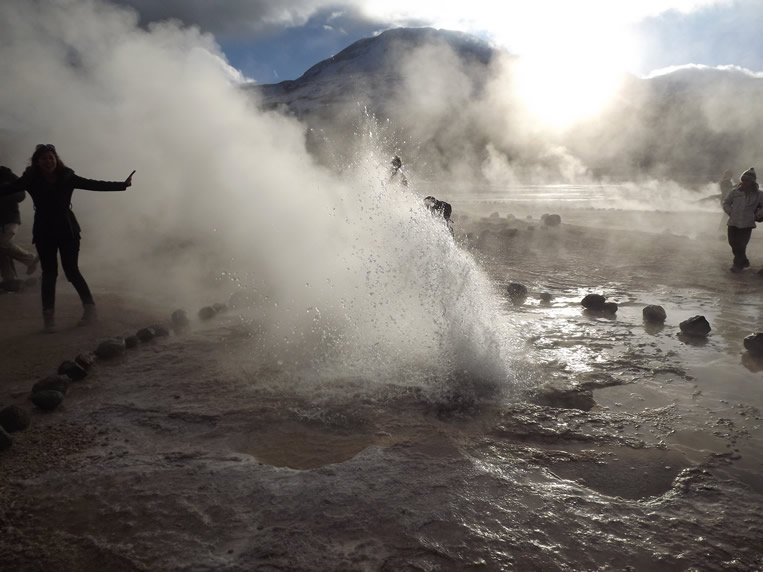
507, 21, 637, 129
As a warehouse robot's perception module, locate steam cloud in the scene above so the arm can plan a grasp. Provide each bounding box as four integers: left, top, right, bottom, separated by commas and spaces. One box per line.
0, 0, 517, 393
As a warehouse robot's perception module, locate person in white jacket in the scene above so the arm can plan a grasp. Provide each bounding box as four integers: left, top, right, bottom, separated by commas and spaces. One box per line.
722, 167, 763, 272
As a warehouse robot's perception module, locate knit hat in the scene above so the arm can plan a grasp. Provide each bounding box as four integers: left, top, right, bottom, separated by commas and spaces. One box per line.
740, 167, 756, 182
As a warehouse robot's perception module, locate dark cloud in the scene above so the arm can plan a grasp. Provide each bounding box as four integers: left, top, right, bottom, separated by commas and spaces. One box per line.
110, 0, 360, 39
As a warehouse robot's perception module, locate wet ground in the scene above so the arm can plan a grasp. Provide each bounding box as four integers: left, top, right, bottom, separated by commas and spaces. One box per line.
1, 203, 762, 571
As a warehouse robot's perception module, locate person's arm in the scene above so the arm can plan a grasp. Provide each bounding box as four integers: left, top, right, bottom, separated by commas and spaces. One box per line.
70, 171, 133, 192
722, 188, 735, 215
0, 169, 26, 197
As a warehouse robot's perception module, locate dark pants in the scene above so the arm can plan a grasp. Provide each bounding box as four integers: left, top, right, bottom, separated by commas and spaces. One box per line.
727, 226, 753, 268
35, 236, 94, 312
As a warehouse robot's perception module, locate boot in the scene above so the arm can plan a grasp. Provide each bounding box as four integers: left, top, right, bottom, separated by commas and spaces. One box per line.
79, 303, 97, 326
43, 309, 56, 333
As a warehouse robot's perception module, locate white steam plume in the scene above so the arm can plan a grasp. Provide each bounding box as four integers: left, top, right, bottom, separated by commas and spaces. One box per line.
0, 0, 519, 394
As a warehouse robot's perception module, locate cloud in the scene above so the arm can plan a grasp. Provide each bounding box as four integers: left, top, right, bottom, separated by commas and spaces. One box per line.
646, 63, 763, 79
110, 0, 734, 43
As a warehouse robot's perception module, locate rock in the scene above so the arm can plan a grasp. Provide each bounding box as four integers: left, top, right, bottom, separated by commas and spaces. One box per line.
75, 352, 97, 370
151, 324, 171, 337
136, 327, 156, 343
94, 337, 126, 359
489, 211, 501, 219
0, 405, 30, 432
679, 315, 711, 337
212, 302, 228, 314
743, 333, 763, 354
30, 390, 64, 411
507, 283, 528, 305
602, 302, 618, 314
539, 292, 553, 303
57, 360, 87, 381
32, 375, 70, 395
533, 383, 595, 411
125, 335, 139, 349
541, 213, 562, 226
0, 426, 11, 450
171, 309, 190, 332
581, 294, 606, 311
198, 306, 217, 320
643, 305, 667, 323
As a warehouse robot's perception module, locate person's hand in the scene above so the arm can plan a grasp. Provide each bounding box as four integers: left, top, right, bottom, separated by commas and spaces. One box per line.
125, 170, 135, 187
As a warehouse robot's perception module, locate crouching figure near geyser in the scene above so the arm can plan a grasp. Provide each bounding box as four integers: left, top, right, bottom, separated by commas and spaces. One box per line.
424, 195, 454, 237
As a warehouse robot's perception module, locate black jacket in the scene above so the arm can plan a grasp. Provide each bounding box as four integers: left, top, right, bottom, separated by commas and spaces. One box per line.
0, 166, 127, 242
428, 199, 452, 220
0, 166, 24, 226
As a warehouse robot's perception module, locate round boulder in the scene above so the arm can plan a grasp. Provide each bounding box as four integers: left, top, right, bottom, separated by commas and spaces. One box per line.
136, 327, 156, 343
151, 324, 171, 337
679, 315, 711, 337
581, 294, 606, 311
75, 352, 97, 371
30, 390, 65, 411
94, 337, 126, 359
32, 375, 70, 395
743, 333, 763, 355
541, 213, 562, 227
198, 306, 217, 321
58, 360, 87, 381
602, 302, 618, 314
643, 305, 667, 323
0, 405, 31, 433
507, 283, 528, 305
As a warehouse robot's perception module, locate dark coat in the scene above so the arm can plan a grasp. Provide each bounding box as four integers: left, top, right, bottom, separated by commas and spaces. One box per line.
0, 166, 127, 242
428, 199, 452, 220
0, 166, 24, 226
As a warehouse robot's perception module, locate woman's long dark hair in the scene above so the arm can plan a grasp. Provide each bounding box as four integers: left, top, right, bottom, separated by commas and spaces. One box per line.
30, 143, 68, 175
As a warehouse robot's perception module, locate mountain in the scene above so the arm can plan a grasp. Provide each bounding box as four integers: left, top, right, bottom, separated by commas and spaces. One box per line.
249, 28, 494, 120
248, 28, 763, 186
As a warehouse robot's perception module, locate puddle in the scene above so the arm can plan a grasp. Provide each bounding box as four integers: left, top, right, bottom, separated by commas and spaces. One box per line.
547, 444, 691, 500
231, 420, 390, 470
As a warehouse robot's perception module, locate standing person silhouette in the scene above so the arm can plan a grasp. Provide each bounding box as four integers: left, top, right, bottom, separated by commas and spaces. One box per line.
0, 165, 38, 290
722, 167, 763, 273
0, 144, 134, 331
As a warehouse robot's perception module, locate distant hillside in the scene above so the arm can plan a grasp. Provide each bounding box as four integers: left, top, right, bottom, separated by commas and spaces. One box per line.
248, 28, 763, 186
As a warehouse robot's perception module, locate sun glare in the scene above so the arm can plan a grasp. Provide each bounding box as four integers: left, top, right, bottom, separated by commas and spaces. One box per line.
505, 17, 637, 129
513, 52, 625, 129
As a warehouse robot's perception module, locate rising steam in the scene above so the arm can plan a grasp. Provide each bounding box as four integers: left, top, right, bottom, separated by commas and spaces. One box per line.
0, 0, 519, 393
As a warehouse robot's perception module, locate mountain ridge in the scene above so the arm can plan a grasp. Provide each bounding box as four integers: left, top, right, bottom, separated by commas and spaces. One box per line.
248, 27, 763, 185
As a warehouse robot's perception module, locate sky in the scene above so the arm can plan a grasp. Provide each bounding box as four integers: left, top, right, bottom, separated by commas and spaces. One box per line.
111, 0, 763, 84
